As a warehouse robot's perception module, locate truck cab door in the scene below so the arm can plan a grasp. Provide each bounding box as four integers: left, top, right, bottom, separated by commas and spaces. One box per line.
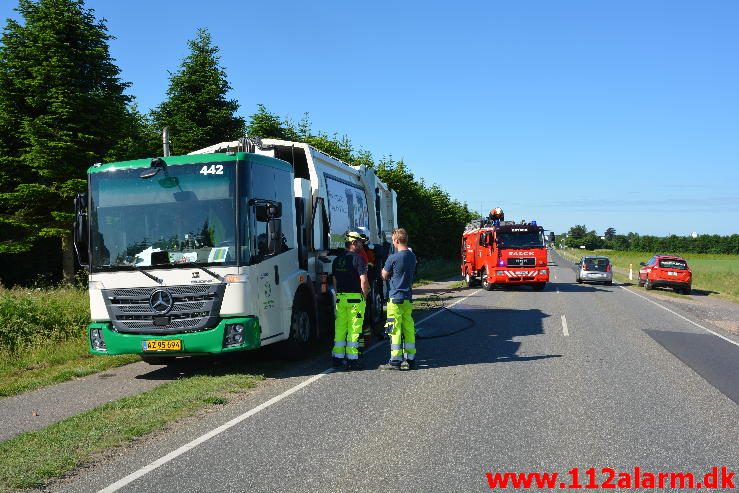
252, 203, 290, 342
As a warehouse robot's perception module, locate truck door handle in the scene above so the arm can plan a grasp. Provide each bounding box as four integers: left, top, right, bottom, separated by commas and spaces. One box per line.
274, 265, 279, 285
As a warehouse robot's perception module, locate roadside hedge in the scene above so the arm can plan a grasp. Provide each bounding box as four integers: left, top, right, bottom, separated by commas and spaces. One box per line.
0, 287, 89, 353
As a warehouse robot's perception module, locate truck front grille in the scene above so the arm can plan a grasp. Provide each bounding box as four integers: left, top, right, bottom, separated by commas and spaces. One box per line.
101, 284, 225, 334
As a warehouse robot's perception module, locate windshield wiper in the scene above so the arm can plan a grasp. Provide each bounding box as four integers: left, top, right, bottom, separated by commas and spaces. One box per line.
196, 265, 224, 282
175, 262, 224, 282
132, 265, 163, 284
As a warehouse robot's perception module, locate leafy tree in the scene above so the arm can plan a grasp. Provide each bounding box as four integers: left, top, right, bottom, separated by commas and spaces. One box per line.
0, 0, 131, 280
151, 28, 244, 154
604, 227, 616, 240
568, 225, 588, 239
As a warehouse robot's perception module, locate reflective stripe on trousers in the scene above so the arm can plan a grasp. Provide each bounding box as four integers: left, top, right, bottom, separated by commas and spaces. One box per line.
385, 300, 415, 361
333, 292, 366, 359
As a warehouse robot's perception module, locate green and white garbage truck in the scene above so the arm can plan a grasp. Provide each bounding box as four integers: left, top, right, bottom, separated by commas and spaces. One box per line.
73, 137, 397, 360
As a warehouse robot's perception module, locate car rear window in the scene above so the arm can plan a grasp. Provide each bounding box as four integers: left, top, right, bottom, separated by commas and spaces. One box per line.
659, 259, 688, 270
583, 258, 609, 272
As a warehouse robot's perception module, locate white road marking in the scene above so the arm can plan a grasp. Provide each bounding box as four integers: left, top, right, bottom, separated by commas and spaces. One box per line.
98, 370, 330, 493
561, 314, 569, 337
99, 287, 484, 492
618, 285, 739, 348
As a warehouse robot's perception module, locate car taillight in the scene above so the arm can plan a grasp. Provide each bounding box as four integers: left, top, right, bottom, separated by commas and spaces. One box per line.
606, 264, 611, 272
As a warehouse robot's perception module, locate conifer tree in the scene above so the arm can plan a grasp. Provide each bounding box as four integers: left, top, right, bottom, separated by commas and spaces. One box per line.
0, 0, 131, 280
151, 28, 244, 154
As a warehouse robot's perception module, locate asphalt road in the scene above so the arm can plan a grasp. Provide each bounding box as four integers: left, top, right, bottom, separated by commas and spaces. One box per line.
54, 250, 739, 492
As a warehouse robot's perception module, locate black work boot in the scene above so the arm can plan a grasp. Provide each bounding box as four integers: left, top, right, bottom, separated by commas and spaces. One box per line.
347, 360, 364, 371
406, 359, 418, 370
379, 361, 401, 371
332, 357, 346, 369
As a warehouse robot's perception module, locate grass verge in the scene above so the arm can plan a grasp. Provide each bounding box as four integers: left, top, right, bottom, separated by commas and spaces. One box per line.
0, 286, 141, 397
0, 342, 139, 397
0, 371, 262, 490
414, 258, 460, 286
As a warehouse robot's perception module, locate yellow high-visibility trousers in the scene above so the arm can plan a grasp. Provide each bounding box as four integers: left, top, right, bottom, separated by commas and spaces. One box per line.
333, 293, 365, 360
384, 300, 415, 362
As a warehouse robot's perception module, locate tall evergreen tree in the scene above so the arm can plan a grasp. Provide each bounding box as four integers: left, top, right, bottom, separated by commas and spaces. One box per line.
0, 0, 131, 276
151, 28, 244, 154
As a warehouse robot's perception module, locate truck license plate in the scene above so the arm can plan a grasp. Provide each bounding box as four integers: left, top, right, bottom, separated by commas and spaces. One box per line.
143, 340, 182, 351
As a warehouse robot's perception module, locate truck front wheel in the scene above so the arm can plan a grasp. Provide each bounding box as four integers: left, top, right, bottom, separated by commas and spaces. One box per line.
280, 298, 314, 360
482, 269, 493, 291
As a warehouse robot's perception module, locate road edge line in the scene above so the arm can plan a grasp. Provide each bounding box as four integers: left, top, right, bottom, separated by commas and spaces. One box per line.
98, 370, 330, 493
618, 285, 739, 348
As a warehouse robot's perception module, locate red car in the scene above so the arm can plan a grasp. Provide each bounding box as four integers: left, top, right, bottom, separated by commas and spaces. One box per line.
638, 255, 692, 294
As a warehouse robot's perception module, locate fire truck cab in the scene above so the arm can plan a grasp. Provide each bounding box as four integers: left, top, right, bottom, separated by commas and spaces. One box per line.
461, 221, 549, 291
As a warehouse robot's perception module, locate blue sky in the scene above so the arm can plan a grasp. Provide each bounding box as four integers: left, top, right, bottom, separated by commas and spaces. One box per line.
2, 0, 738, 236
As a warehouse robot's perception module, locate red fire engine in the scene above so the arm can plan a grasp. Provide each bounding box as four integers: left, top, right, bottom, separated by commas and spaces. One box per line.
460, 213, 549, 291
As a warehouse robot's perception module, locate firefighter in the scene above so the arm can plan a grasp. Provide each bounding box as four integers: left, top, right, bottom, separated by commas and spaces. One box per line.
379, 228, 417, 371
355, 228, 376, 352
331, 231, 370, 371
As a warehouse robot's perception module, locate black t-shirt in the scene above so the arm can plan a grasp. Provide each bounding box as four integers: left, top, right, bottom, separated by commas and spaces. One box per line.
332, 250, 368, 293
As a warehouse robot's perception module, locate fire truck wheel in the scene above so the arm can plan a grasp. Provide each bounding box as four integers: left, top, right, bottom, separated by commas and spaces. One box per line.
464, 271, 476, 288
481, 269, 493, 291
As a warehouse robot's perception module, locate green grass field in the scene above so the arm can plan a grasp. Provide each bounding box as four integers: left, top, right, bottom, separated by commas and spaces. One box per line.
559, 248, 739, 303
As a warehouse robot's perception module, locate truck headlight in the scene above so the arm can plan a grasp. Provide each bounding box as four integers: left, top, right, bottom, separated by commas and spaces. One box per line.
90, 328, 107, 351
224, 323, 246, 347
539, 270, 548, 275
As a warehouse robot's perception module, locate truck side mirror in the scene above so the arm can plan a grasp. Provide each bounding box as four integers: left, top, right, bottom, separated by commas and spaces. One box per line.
311, 197, 329, 251
639, 262, 646, 266
73, 193, 89, 267
267, 218, 282, 255
268, 202, 282, 219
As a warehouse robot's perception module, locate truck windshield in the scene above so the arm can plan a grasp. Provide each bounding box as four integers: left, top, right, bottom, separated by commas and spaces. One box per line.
497, 232, 544, 248
89, 162, 237, 271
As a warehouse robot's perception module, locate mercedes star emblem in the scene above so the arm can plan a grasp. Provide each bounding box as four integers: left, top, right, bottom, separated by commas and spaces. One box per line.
149, 289, 174, 313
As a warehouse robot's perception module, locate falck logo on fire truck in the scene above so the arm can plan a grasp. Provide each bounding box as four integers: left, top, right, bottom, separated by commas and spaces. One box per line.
508, 251, 535, 256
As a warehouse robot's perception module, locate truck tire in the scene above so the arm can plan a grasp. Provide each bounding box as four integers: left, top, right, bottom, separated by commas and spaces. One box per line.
644, 278, 653, 290
464, 271, 476, 288
481, 269, 493, 291
280, 297, 314, 360
370, 282, 385, 339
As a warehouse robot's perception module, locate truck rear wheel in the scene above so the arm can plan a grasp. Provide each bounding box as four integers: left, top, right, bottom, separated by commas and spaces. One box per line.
464, 271, 475, 288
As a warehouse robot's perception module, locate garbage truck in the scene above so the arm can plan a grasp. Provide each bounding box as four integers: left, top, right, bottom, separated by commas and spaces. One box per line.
73, 137, 398, 360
